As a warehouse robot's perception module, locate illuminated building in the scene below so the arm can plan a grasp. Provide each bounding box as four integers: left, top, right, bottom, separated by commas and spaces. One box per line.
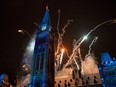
55, 70, 102, 87
29, 6, 54, 87
99, 52, 116, 87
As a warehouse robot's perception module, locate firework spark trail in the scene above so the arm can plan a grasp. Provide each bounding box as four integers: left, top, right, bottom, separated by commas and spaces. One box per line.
78, 48, 82, 62
55, 19, 73, 57
65, 48, 79, 70
83, 19, 116, 42
72, 39, 81, 70
64, 48, 80, 70
73, 39, 77, 47
55, 9, 73, 57
81, 37, 98, 75
73, 38, 83, 49
63, 35, 85, 69
55, 10, 73, 72
73, 57, 80, 70
63, 37, 83, 70
60, 49, 64, 66
63, 36, 98, 74
88, 36, 98, 54
61, 20, 73, 37
55, 9, 61, 57
63, 36, 86, 70
63, 19, 116, 70
63, 36, 99, 75
77, 47, 84, 74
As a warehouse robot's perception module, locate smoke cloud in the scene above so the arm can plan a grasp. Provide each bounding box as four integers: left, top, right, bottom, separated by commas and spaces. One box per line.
82, 54, 99, 75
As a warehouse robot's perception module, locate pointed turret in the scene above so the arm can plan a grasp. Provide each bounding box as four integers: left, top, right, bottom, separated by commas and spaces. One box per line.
39, 6, 52, 32
41, 6, 49, 24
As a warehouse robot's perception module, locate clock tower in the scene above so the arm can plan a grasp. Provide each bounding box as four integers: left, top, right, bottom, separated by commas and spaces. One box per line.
29, 6, 54, 87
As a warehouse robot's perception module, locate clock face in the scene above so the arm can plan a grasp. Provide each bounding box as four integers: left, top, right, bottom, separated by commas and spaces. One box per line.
41, 24, 47, 31
42, 26, 47, 31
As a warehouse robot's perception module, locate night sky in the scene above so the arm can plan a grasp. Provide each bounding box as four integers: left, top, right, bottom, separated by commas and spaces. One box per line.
0, 0, 116, 74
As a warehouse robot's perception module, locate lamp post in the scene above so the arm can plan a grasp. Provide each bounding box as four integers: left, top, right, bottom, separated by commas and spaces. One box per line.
18, 29, 35, 53
18, 29, 34, 74
18, 29, 32, 39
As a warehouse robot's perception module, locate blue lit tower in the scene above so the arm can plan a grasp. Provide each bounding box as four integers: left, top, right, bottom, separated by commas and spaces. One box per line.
29, 6, 54, 87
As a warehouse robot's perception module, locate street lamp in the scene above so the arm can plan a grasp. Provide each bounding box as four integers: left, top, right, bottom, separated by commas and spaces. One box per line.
18, 29, 32, 39
18, 29, 35, 74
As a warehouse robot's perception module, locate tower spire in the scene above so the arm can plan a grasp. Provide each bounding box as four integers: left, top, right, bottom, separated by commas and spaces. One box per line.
41, 5, 50, 26
46, 5, 48, 10
29, 5, 54, 87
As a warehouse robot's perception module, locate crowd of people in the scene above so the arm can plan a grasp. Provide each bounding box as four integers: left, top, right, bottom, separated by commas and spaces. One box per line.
0, 74, 18, 87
